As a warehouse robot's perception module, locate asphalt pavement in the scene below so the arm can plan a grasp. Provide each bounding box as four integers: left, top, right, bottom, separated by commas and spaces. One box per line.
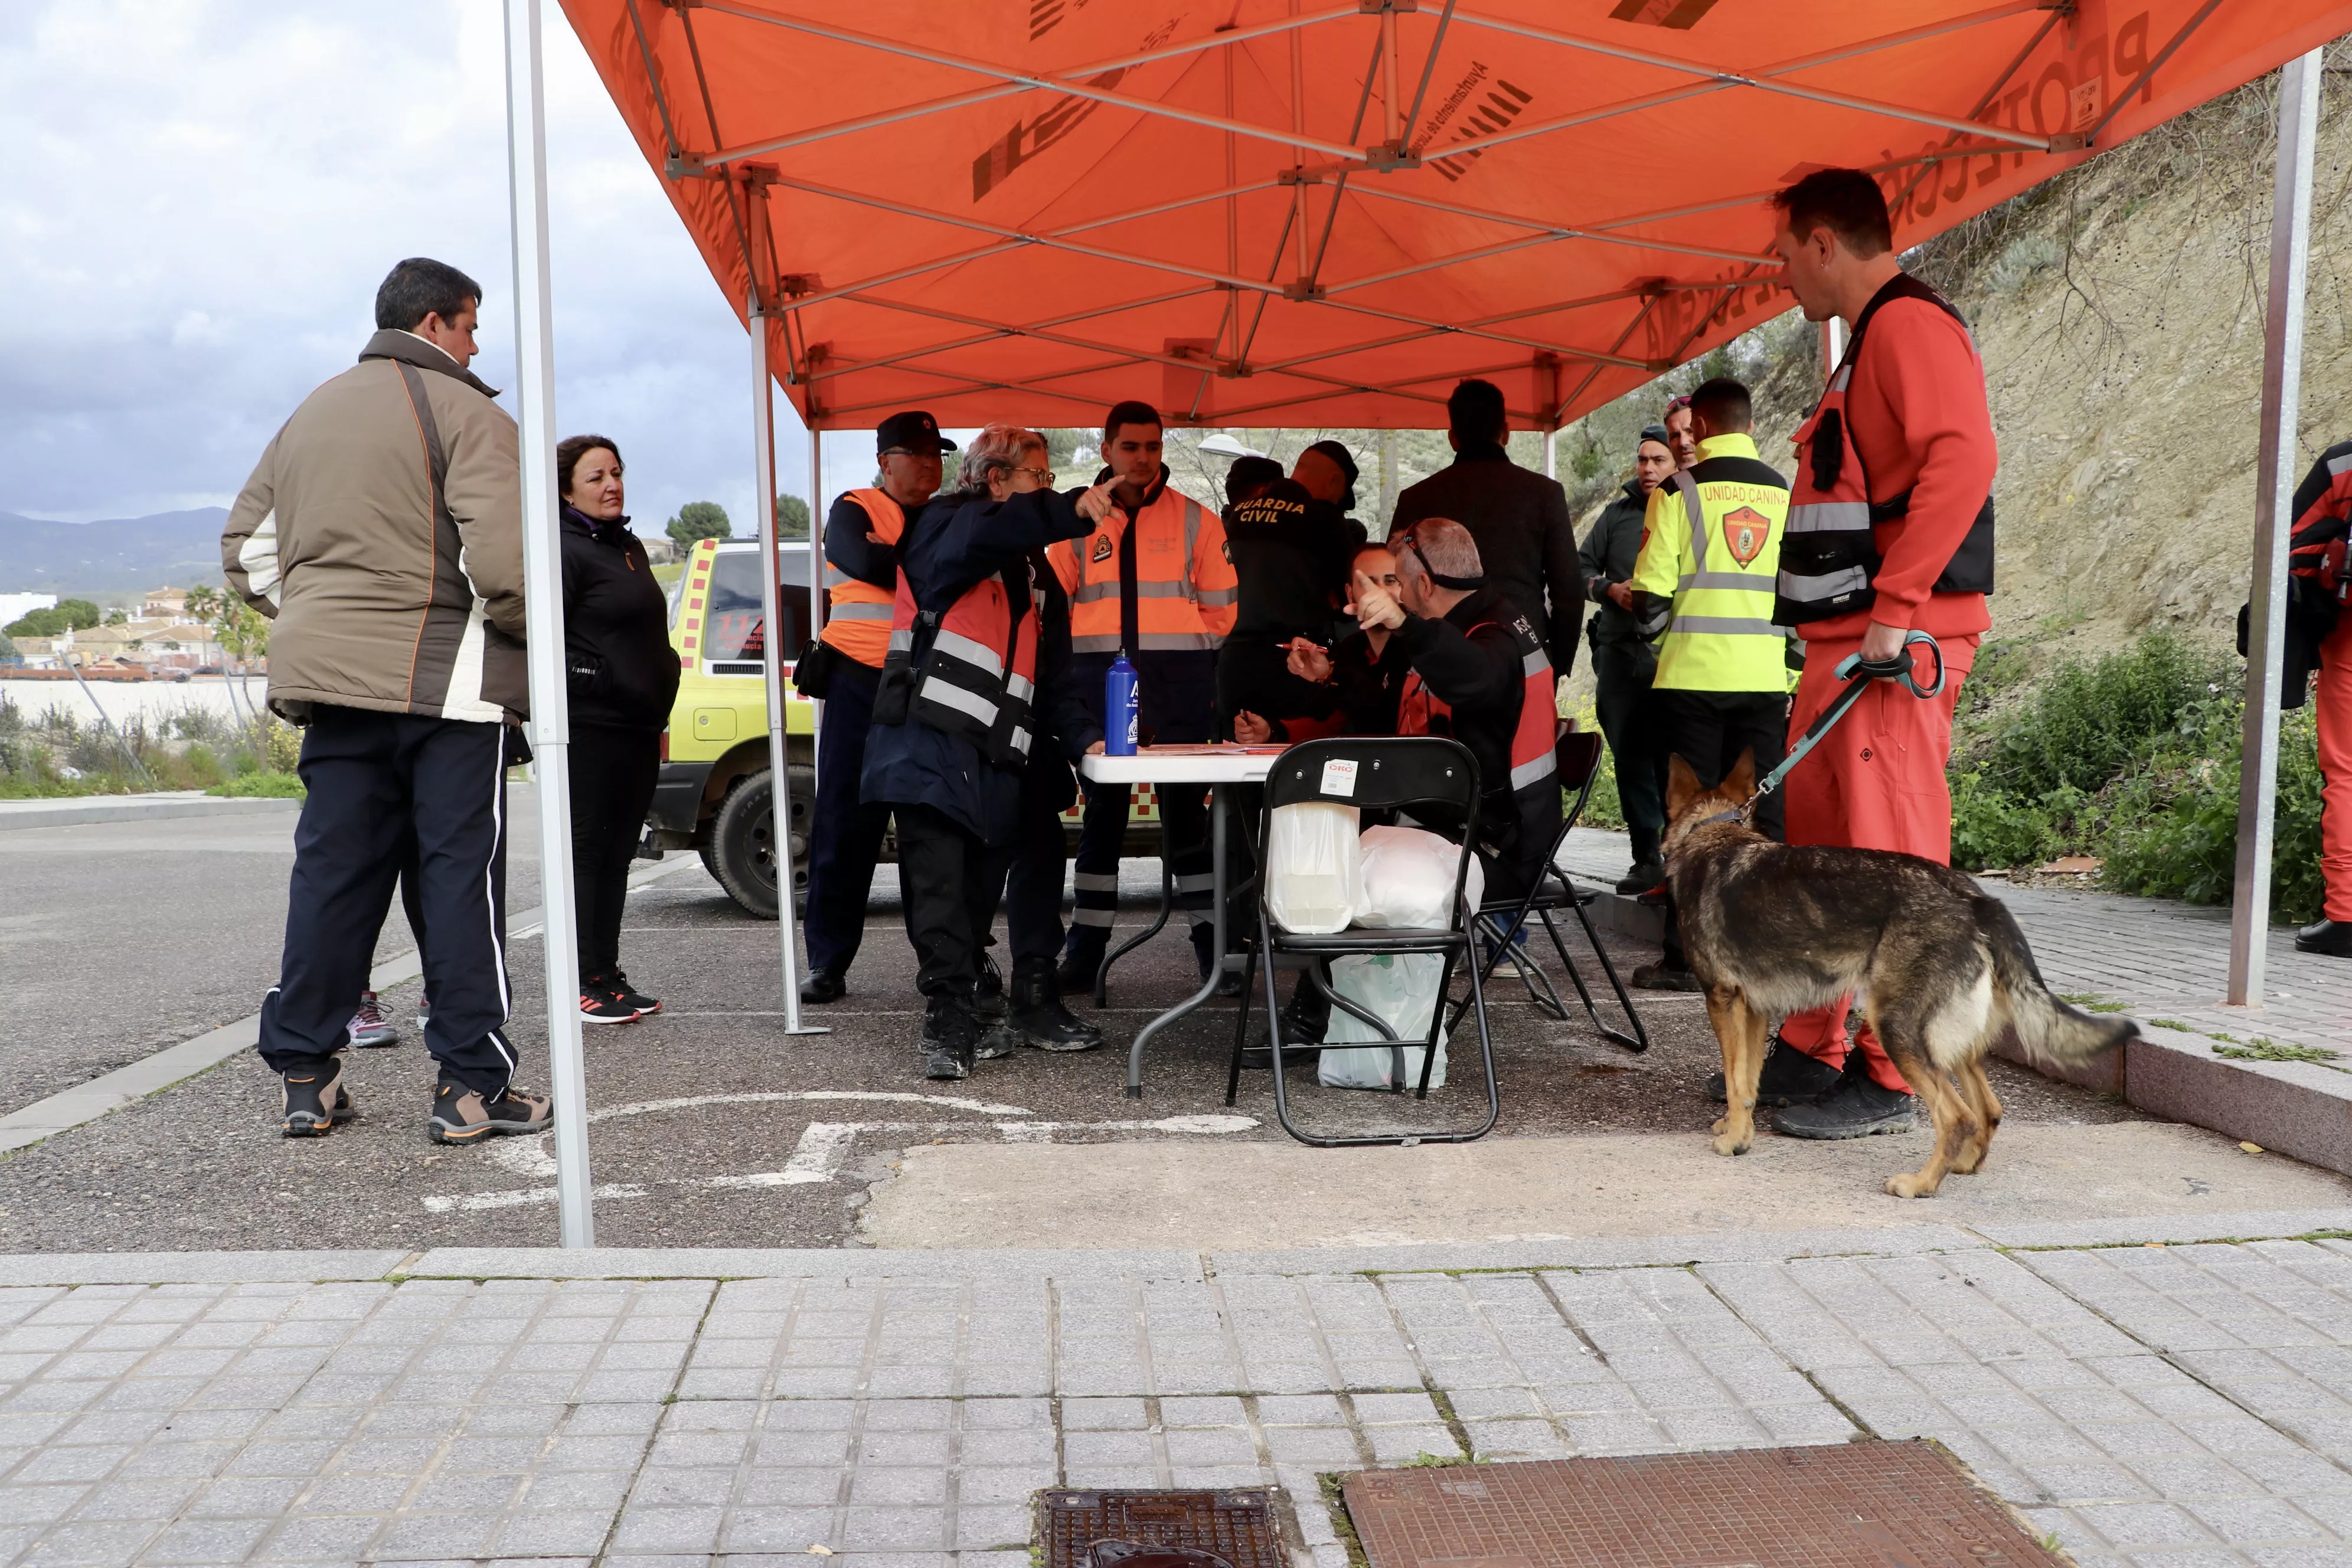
0, 797, 542, 1119
0, 837, 2185, 1255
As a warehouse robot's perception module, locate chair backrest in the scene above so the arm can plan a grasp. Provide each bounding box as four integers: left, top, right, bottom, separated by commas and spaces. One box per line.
1260, 737, 1484, 930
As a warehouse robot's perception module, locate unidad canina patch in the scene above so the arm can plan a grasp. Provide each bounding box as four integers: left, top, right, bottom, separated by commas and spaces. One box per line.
1721, 505, 1769, 566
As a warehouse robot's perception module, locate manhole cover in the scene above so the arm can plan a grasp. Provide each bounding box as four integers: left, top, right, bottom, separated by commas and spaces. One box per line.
1342, 1440, 2063, 1567
1038, 1488, 1286, 1568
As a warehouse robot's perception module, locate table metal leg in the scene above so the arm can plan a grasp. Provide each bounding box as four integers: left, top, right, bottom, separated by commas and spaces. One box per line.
1126, 782, 1226, 1097
1096, 815, 1175, 1008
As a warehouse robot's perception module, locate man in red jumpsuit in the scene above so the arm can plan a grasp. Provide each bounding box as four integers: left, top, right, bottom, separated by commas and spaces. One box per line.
2288, 442, 2352, 956
1750, 168, 2001, 1139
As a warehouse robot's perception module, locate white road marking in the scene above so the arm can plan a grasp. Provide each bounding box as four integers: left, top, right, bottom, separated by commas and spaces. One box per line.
422, 1182, 649, 1214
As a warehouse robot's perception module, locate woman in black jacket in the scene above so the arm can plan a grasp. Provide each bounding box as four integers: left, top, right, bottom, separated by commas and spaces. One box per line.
556, 435, 681, 1024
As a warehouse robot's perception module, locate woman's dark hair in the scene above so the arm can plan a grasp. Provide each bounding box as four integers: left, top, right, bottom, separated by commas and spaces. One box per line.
557, 435, 622, 499
375, 257, 483, 332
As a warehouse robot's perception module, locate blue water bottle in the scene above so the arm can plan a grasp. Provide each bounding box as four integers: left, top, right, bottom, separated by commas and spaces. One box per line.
1105, 650, 1140, 756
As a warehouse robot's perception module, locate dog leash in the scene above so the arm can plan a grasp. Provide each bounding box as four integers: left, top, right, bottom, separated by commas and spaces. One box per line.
1742, 631, 1945, 821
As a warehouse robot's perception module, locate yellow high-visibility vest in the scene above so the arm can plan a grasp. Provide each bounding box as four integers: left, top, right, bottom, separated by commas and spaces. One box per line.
1628, 433, 1791, 692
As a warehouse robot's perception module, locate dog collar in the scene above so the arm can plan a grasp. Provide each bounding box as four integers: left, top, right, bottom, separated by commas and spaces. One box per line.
1696, 808, 1746, 829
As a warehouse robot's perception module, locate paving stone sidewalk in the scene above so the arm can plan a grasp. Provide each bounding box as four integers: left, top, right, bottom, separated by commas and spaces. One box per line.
6, 1220, 2352, 1566
1555, 827, 2352, 1057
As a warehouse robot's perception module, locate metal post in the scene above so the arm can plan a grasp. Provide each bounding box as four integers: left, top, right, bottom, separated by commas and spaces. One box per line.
753, 302, 828, 1035
1819, 318, 1848, 385
1380, 7, 1400, 151
2229, 48, 2322, 1007
1542, 428, 1557, 481
502, 0, 594, 1245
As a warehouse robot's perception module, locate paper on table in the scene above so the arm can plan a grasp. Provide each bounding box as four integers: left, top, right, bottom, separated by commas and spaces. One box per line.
1138, 744, 1288, 756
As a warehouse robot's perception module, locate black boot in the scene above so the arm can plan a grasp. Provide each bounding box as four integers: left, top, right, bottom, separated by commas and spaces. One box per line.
920, 995, 978, 1081
1707, 1036, 1843, 1106
799, 967, 846, 1004
1773, 1054, 1917, 1139
960, 981, 1020, 1060
1240, 988, 1328, 1071
974, 952, 1008, 1018
1010, 960, 1103, 1053
1057, 930, 1108, 995
2297, 919, 2352, 957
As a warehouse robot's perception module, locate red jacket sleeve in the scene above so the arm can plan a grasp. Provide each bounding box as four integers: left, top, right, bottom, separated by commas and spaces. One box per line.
1848, 298, 1998, 629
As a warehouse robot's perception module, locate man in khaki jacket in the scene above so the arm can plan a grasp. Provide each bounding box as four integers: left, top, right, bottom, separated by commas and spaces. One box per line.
223, 256, 551, 1145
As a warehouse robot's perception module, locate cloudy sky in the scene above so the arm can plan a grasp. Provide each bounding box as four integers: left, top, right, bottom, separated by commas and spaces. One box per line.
0, 1, 881, 530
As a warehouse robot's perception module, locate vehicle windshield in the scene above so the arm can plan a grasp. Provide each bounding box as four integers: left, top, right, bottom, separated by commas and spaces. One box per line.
700, 551, 766, 659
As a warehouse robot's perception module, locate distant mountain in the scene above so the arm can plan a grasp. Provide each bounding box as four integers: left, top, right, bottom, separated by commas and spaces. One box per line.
0, 509, 231, 594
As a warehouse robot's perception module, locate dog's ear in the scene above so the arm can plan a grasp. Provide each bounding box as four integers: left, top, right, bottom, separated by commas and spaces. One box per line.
1727, 748, 1757, 799
1665, 752, 1701, 819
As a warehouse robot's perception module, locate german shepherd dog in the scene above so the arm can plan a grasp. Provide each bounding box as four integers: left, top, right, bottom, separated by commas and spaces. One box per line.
1664, 751, 2138, 1197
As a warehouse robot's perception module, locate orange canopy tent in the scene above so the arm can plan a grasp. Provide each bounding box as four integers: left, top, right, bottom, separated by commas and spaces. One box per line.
556, 0, 2347, 432
497, 0, 2343, 1244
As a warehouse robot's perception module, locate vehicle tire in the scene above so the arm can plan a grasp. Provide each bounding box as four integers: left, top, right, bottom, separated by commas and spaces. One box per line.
707, 767, 815, 920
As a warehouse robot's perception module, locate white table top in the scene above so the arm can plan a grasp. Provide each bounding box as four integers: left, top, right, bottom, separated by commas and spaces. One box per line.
1080, 746, 1282, 785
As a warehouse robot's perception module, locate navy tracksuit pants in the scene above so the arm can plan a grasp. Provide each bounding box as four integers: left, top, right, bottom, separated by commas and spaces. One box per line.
802, 661, 894, 977
258, 705, 519, 1097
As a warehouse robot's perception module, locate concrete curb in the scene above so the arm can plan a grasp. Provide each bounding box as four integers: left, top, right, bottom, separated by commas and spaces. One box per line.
0, 792, 301, 831
4, 1207, 2352, 1285
0, 855, 705, 1157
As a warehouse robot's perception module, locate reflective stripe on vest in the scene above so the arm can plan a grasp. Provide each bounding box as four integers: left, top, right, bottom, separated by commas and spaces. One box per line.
1397, 616, 1558, 796
879, 560, 1041, 769
1652, 465, 1788, 691
818, 489, 906, 665
1056, 484, 1236, 656
1776, 275, 1995, 626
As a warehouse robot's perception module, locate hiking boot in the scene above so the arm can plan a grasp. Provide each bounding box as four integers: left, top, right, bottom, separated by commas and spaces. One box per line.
1773, 1061, 1917, 1140
282, 1062, 355, 1138
1708, 1036, 1843, 1106
2296, 919, 2352, 958
920, 995, 978, 1081
1011, 959, 1102, 1052
1616, 861, 1665, 896
799, 967, 847, 1004
429, 1077, 553, 1145
347, 991, 396, 1048
975, 952, 1008, 1020
1240, 993, 1328, 1070
1057, 933, 1108, 997
579, 978, 642, 1025
608, 971, 661, 1016
1631, 959, 1703, 992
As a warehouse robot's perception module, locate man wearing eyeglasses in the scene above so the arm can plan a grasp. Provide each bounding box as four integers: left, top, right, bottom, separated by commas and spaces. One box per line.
797, 410, 952, 1005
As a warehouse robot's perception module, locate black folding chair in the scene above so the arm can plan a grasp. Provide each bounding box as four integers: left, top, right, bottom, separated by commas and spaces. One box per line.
1446, 726, 1648, 1053
1222, 737, 1501, 1148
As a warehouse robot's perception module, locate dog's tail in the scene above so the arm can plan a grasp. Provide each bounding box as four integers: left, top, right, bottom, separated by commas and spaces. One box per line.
1977, 894, 2138, 1064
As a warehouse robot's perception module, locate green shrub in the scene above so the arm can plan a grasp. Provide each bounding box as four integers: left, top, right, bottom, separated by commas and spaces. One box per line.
1977, 631, 2218, 798
208, 771, 305, 799
2103, 704, 2325, 925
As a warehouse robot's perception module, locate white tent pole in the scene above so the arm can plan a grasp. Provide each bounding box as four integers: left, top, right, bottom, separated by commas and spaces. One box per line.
502, 0, 594, 1245
2228, 47, 2322, 1009
1542, 428, 1557, 480
1819, 318, 1847, 386
753, 299, 829, 1035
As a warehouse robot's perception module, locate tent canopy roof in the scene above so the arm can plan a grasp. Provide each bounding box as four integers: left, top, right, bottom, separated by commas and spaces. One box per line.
561, 0, 2348, 431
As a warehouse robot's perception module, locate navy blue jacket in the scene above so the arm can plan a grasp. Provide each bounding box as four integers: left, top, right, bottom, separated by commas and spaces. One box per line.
860, 487, 1097, 844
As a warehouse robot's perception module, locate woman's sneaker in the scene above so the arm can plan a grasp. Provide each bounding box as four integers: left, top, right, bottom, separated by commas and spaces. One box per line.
347, 991, 397, 1048
429, 1077, 555, 1144
607, 972, 662, 1016
282, 1063, 356, 1138
579, 978, 642, 1024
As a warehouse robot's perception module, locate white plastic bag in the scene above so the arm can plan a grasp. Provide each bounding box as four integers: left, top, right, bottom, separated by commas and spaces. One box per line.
1266, 802, 1361, 935
1316, 827, 1480, 1091
1318, 953, 1450, 1090
1354, 825, 1482, 929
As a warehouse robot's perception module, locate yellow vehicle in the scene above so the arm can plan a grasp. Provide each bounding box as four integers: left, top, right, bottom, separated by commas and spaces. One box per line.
646, 535, 1165, 919
645, 538, 815, 916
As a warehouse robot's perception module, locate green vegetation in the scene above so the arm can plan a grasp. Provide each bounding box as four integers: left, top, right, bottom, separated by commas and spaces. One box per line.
3, 598, 101, 638
208, 771, 305, 798
0, 691, 303, 799
774, 493, 811, 540
666, 500, 731, 545
2211, 1038, 2342, 1066
1944, 631, 2325, 925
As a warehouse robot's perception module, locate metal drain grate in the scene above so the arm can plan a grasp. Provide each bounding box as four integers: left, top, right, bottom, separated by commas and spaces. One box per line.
1342, 1439, 2064, 1567
1038, 1488, 1287, 1568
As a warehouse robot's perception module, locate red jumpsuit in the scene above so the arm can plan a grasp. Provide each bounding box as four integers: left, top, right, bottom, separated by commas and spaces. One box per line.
1776, 285, 1999, 1093
2297, 446, 2352, 920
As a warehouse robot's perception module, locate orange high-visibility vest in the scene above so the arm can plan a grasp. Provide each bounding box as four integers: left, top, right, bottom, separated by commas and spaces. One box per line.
818, 489, 907, 667
1398, 607, 1559, 863
1778, 275, 1994, 626
878, 558, 1041, 770
1047, 479, 1236, 655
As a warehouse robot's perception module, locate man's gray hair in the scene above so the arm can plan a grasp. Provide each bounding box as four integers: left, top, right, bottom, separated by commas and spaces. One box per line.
1399, 517, 1482, 582
955, 423, 1044, 494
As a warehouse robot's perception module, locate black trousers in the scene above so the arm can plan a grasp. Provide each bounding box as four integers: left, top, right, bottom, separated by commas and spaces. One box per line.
259, 706, 517, 1096
1067, 779, 1210, 954
1654, 688, 1787, 968
567, 723, 660, 983
1005, 773, 1072, 969
1592, 639, 1671, 870
896, 803, 1015, 998
803, 661, 893, 976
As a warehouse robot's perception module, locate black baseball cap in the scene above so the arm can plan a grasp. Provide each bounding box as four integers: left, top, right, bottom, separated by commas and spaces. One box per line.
1301, 439, 1361, 510
875, 410, 956, 456
1639, 424, 1672, 447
